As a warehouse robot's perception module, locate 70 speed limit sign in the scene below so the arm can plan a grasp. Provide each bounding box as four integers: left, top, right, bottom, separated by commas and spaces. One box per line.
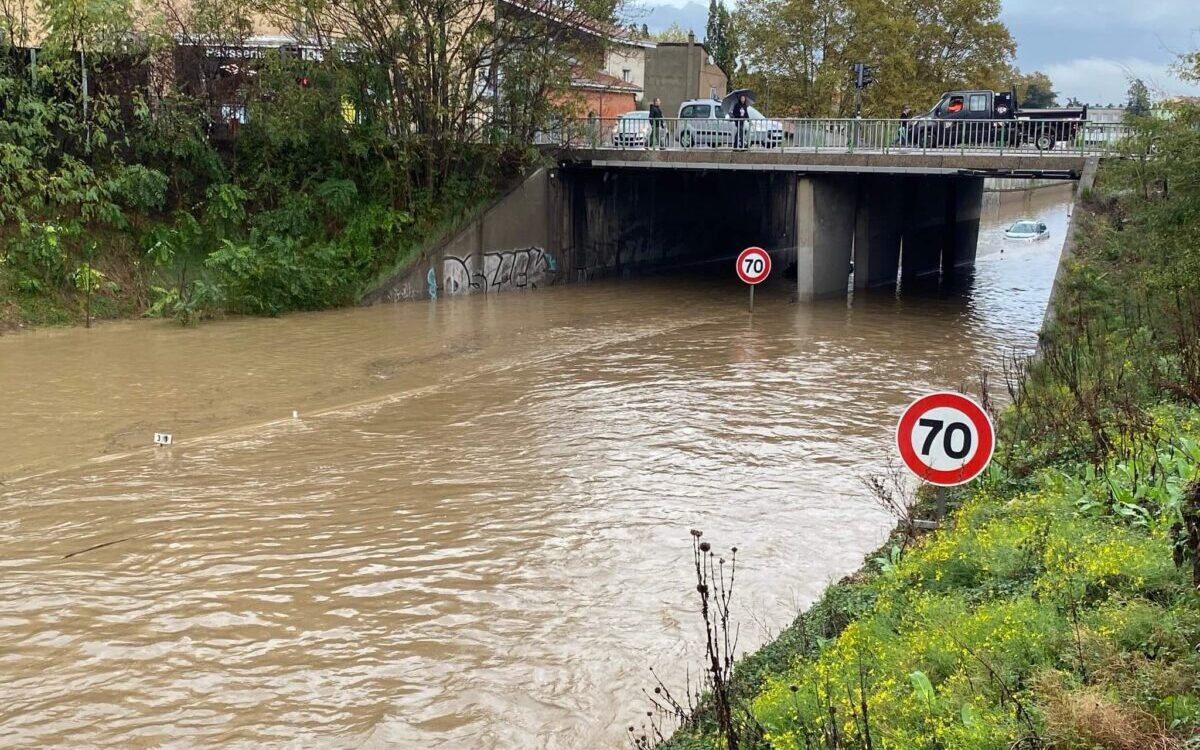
896, 392, 995, 486
736, 247, 771, 285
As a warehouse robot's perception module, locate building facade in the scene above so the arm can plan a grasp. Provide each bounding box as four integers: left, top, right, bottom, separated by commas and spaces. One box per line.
569, 39, 652, 119
643, 32, 727, 117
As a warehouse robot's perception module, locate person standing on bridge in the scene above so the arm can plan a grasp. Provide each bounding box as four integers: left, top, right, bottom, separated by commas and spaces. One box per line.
731, 93, 749, 150
586, 111, 598, 147
897, 104, 912, 145
649, 97, 664, 149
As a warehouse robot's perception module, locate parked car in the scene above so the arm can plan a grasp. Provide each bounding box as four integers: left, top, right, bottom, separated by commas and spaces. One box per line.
1003, 219, 1050, 241
676, 99, 783, 148
748, 108, 784, 148
612, 110, 653, 148
908, 89, 1086, 150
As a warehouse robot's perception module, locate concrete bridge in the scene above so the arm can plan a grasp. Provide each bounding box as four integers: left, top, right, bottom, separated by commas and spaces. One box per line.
558, 146, 1089, 180
365, 142, 1100, 305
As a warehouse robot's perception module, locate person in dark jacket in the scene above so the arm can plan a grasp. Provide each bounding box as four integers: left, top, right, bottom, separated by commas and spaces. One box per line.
648, 97, 664, 149
897, 104, 912, 145
731, 94, 749, 149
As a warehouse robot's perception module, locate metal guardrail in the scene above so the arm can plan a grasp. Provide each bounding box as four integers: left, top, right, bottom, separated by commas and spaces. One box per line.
540, 117, 1133, 157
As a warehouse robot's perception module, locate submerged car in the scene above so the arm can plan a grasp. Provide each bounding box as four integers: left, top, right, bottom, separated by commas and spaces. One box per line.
1004, 220, 1050, 241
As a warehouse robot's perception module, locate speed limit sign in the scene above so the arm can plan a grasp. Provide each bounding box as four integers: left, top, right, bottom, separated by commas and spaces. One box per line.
896, 392, 995, 486
736, 247, 771, 285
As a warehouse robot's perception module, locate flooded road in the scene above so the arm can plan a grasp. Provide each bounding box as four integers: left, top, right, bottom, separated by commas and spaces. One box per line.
1, 185, 1072, 749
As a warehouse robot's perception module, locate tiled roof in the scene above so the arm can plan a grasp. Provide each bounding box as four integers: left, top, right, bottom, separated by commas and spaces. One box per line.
570, 69, 641, 93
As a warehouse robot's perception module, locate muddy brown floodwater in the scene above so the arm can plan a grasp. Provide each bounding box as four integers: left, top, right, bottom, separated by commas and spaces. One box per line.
1, 185, 1073, 749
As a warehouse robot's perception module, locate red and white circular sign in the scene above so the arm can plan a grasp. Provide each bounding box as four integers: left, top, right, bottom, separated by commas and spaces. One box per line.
896, 392, 995, 486
736, 247, 772, 285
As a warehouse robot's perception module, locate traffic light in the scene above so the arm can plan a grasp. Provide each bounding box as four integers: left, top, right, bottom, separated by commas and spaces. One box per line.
852, 63, 876, 89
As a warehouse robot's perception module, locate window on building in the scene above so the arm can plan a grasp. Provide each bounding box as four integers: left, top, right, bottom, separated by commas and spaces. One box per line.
221, 104, 248, 124
622, 68, 631, 83
709, 85, 717, 99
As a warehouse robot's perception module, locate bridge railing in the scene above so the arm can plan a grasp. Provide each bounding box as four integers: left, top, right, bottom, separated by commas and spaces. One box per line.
540, 117, 1134, 157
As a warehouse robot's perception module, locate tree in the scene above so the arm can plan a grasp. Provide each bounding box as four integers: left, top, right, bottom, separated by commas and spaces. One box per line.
705, 0, 719, 51
1127, 78, 1152, 116
652, 22, 691, 42
713, 2, 736, 80
1014, 70, 1057, 108
73, 260, 105, 328
1180, 50, 1200, 81
733, 0, 847, 115
259, 0, 620, 191
0, 0, 35, 46
704, 0, 736, 78
735, 0, 1013, 117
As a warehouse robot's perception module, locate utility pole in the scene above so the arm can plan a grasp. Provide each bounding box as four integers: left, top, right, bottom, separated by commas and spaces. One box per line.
850, 62, 875, 149
851, 62, 875, 117
853, 63, 863, 118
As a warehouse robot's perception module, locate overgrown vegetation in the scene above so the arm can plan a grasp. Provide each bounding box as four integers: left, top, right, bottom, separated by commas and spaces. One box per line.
655, 86, 1200, 749
1, 0, 611, 327
732, 0, 1018, 117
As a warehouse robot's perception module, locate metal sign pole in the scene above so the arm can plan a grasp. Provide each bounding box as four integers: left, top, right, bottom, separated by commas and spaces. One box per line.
749, 284, 755, 313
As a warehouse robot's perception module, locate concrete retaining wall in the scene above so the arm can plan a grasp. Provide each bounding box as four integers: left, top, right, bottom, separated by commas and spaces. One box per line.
1040, 157, 1100, 335
983, 177, 1060, 192
364, 168, 565, 303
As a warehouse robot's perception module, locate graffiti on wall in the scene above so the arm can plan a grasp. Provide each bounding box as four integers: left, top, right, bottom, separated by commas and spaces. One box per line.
385, 281, 422, 302
441, 247, 557, 296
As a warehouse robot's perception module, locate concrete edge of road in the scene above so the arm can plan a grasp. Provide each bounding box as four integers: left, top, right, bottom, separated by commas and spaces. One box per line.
551, 148, 1088, 179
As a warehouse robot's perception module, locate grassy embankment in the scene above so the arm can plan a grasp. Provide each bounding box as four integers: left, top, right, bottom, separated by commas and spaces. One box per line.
659, 108, 1200, 750
0, 42, 539, 331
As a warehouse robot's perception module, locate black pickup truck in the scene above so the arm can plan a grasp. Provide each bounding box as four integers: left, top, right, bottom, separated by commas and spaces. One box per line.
907, 89, 1087, 150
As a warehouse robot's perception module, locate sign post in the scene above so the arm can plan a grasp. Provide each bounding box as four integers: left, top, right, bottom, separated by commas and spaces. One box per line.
736, 246, 771, 312
896, 392, 995, 521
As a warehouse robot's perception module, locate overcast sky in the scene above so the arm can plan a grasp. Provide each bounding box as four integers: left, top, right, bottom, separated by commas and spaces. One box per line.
639, 0, 1200, 105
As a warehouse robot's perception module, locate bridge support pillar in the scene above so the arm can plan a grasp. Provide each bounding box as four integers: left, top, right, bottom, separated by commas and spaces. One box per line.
796, 175, 856, 301
943, 176, 984, 275
853, 176, 903, 289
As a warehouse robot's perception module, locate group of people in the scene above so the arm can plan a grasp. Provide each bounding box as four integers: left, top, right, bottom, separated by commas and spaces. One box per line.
643, 93, 753, 149
592, 94, 917, 150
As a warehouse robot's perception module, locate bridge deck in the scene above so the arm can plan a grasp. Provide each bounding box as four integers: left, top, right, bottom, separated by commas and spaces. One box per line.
552, 147, 1089, 179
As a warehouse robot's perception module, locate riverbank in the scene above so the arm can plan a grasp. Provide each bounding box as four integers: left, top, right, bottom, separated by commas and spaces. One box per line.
0, 43, 540, 332
0, 176, 513, 331
658, 114, 1200, 749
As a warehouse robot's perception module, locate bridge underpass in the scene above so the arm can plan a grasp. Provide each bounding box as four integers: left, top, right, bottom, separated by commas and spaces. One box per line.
364, 151, 1089, 305
563, 167, 988, 300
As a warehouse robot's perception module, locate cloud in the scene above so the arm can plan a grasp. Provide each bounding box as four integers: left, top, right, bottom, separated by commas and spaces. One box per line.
635, 0, 1200, 105
1001, 0, 1200, 30
638, 1, 707, 35
1041, 57, 1200, 105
